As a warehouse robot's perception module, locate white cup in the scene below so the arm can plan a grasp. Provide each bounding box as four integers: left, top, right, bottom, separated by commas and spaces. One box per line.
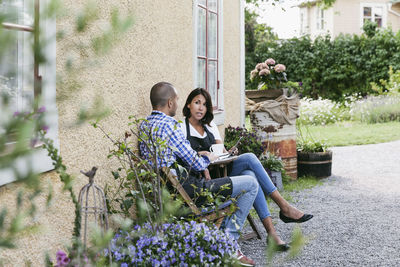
209, 144, 224, 156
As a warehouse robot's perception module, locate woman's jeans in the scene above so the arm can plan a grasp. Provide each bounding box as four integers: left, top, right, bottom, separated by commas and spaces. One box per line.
230, 153, 277, 221
221, 175, 258, 241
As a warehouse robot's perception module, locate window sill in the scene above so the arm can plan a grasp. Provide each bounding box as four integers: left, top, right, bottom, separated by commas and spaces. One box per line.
213, 109, 225, 125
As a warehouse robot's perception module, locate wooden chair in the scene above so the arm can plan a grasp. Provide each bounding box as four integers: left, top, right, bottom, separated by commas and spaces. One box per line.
162, 167, 232, 228
162, 167, 262, 240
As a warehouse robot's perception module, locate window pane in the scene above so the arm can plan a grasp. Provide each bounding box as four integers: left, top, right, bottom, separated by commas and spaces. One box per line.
364, 7, 372, 17
363, 18, 372, 24
207, 60, 217, 106
208, 0, 217, 12
0, 31, 34, 113
197, 7, 206, 57
208, 12, 217, 59
197, 58, 206, 89
198, 0, 206, 7
0, 0, 33, 25
374, 7, 383, 17
0, 32, 19, 111
375, 18, 382, 27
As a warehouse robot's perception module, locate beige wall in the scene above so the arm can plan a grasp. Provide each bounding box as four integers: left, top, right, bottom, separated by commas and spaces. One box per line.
0, 0, 242, 265
388, 3, 400, 31
222, 0, 242, 130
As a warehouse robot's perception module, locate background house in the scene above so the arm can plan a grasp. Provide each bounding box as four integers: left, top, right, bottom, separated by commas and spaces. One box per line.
299, 0, 400, 38
0, 0, 246, 265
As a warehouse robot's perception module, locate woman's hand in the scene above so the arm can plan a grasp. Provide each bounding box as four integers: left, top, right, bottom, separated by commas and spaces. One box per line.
228, 146, 239, 156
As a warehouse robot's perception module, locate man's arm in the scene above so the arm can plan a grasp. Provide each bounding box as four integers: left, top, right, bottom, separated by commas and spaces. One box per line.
169, 124, 212, 171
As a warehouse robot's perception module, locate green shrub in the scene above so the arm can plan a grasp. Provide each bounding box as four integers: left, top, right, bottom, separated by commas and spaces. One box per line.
259, 153, 284, 172
247, 24, 400, 101
224, 125, 264, 157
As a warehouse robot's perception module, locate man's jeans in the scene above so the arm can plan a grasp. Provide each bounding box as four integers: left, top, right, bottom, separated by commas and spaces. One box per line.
222, 175, 258, 241
230, 153, 278, 220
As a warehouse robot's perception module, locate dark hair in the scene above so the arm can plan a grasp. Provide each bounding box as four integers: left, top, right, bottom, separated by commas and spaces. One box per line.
182, 88, 214, 125
150, 81, 175, 108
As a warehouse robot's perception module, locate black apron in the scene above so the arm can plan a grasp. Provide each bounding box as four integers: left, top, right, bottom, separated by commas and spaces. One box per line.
178, 119, 232, 205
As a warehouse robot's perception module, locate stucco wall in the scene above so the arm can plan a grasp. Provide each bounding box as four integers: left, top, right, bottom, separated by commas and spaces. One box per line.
0, 0, 242, 265
221, 0, 242, 131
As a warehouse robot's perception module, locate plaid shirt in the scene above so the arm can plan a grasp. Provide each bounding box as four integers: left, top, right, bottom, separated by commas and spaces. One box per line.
139, 110, 210, 171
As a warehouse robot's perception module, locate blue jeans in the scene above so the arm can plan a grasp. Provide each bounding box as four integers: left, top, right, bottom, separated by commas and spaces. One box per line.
221, 175, 258, 241
230, 153, 277, 220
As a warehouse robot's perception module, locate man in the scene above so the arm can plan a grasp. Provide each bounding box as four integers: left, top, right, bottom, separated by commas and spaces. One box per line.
139, 81, 258, 266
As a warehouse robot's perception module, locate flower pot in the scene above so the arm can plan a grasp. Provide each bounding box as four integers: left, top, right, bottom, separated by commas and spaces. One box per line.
270, 171, 283, 190
245, 89, 284, 103
297, 150, 333, 178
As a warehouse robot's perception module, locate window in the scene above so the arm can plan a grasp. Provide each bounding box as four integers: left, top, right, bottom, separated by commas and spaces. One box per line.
0, 0, 35, 114
316, 7, 325, 30
194, 0, 222, 111
361, 4, 386, 28
0, 0, 57, 186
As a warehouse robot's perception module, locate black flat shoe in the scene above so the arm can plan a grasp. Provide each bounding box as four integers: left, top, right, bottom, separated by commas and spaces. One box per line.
279, 211, 313, 223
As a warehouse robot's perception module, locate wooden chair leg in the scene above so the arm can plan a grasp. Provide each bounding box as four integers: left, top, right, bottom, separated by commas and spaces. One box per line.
215, 217, 225, 229
240, 214, 263, 241
247, 214, 263, 239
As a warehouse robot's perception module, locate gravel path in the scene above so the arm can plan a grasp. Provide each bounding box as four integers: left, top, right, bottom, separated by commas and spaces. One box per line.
240, 140, 400, 266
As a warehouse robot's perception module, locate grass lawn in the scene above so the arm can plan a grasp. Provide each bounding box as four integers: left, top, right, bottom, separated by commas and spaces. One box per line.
305, 121, 400, 147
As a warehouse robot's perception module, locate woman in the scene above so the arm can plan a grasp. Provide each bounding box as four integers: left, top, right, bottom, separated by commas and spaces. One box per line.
181, 88, 313, 250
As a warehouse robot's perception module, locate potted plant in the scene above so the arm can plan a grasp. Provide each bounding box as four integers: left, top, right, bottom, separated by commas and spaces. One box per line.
296, 125, 332, 178
246, 58, 299, 102
260, 153, 285, 190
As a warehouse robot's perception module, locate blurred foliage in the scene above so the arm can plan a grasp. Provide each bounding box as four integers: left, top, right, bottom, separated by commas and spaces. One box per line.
0, 0, 133, 264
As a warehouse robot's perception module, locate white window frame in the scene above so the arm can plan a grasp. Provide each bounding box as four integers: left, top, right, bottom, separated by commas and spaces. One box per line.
316, 7, 325, 31
193, 0, 224, 125
0, 0, 58, 186
360, 3, 387, 29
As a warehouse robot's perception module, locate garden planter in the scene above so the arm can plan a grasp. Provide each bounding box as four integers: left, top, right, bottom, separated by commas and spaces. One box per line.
249, 93, 300, 179
297, 150, 333, 178
245, 89, 284, 103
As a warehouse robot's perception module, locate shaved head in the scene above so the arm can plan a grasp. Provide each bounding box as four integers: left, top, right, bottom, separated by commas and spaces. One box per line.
150, 82, 177, 109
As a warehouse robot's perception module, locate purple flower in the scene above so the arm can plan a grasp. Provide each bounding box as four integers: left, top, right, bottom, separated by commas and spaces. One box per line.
298, 81, 303, 86
13, 111, 20, 117
41, 125, 49, 132
37, 106, 46, 113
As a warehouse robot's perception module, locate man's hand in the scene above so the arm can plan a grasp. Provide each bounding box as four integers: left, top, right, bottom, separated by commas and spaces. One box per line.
203, 168, 212, 181
199, 151, 219, 162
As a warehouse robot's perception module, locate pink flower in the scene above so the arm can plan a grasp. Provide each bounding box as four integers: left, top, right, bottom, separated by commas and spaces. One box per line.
265, 58, 276, 65
259, 69, 270, 76
250, 69, 258, 80
255, 63, 263, 71
274, 64, 286, 73
260, 63, 268, 69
